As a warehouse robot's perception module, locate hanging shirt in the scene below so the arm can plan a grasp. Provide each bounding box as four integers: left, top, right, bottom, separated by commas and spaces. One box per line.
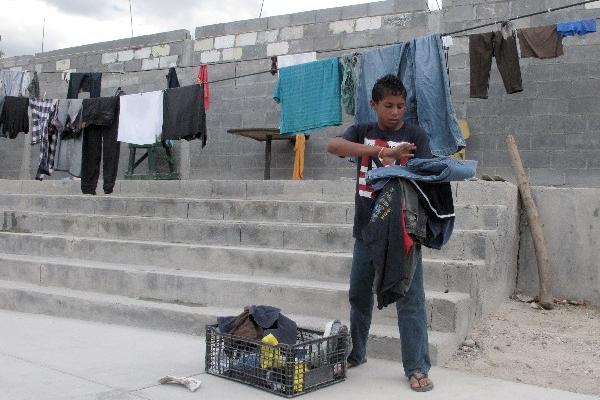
0, 70, 30, 97
273, 57, 342, 135
162, 84, 207, 146
52, 99, 84, 177
0, 96, 29, 138
339, 53, 360, 116
30, 99, 59, 179
517, 25, 564, 59
117, 90, 164, 145
67, 72, 102, 99
556, 19, 597, 36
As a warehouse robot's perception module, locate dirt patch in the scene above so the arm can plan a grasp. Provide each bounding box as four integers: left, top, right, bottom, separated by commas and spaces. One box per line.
443, 298, 600, 396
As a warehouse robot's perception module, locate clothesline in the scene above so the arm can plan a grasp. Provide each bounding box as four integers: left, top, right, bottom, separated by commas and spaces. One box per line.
5, 0, 598, 86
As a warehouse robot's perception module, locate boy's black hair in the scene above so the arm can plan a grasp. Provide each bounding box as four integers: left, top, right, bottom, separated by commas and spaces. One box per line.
371, 74, 407, 102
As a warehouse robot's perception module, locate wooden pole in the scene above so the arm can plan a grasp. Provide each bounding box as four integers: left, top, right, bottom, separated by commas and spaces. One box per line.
505, 135, 554, 309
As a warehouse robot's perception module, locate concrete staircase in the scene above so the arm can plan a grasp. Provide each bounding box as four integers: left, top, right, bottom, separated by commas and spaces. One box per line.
0, 179, 519, 365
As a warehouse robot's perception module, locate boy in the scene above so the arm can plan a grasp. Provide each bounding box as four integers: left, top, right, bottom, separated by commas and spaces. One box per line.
326, 74, 434, 392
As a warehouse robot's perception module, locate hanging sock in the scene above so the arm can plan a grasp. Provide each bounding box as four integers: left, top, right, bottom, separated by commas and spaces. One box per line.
197, 64, 210, 110
292, 134, 306, 180
556, 19, 596, 37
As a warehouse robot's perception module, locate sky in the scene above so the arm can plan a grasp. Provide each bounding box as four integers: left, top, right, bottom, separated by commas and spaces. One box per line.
0, 0, 422, 58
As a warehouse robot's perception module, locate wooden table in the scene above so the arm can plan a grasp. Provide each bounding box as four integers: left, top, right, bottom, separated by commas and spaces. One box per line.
227, 128, 308, 180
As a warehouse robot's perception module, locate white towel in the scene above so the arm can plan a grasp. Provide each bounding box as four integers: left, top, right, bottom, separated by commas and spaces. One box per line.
117, 90, 164, 145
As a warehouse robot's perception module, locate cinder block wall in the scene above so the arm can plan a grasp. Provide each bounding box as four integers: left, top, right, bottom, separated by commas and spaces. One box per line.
0, 0, 599, 185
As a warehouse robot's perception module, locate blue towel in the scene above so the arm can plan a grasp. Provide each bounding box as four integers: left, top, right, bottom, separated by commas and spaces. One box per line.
273, 57, 342, 134
556, 19, 597, 36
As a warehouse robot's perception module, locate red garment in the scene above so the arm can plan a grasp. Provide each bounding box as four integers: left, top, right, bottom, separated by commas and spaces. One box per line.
197, 64, 210, 110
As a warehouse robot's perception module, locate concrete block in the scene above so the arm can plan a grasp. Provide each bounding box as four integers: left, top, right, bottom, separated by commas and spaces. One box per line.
194, 38, 213, 52
475, 2, 508, 20
239, 44, 267, 60
341, 32, 371, 49
394, 0, 427, 12
101, 52, 118, 64
368, 1, 396, 16
141, 58, 160, 71
55, 59, 71, 71
195, 23, 225, 39
443, 5, 475, 22
235, 32, 257, 47
107, 63, 124, 73
200, 50, 220, 63
355, 16, 382, 31
133, 47, 151, 59
257, 30, 279, 43
158, 55, 178, 68
289, 39, 314, 54
316, 7, 343, 22
117, 50, 134, 62
213, 35, 235, 49
221, 48, 242, 61
330, 19, 355, 34
342, 3, 369, 19
314, 35, 342, 51
267, 14, 292, 29
291, 11, 316, 26
124, 59, 142, 72
151, 45, 170, 57
279, 26, 303, 41
267, 42, 289, 56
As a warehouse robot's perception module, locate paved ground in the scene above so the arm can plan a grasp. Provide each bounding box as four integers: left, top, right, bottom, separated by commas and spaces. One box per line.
0, 310, 595, 400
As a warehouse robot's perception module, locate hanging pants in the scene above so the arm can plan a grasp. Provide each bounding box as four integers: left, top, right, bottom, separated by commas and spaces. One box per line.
81, 125, 120, 195
469, 31, 522, 98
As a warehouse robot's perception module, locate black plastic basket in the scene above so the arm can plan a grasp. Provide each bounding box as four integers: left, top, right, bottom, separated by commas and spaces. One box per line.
205, 324, 348, 397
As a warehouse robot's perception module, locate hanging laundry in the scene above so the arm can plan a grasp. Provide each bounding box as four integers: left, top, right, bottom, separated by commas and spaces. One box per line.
0, 96, 29, 139
292, 134, 305, 180
518, 25, 564, 59
52, 99, 84, 178
67, 72, 102, 99
276, 52, 317, 69
413, 34, 465, 156
556, 19, 597, 37
0, 70, 30, 97
29, 98, 59, 179
273, 57, 342, 135
469, 30, 523, 98
166, 67, 180, 89
162, 84, 207, 146
27, 71, 40, 98
117, 90, 164, 145
339, 53, 360, 115
197, 64, 210, 110
441, 35, 454, 48
80, 97, 120, 195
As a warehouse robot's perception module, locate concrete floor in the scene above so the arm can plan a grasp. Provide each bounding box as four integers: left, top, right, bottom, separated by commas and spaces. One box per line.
0, 310, 594, 400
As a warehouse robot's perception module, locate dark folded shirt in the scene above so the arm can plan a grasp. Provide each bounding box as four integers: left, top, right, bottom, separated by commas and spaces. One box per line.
81, 97, 119, 128
0, 96, 29, 139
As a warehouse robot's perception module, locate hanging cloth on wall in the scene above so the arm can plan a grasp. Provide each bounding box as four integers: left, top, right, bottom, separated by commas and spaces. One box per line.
67, 72, 102, 99
80, 96, 120, 195
166, 67, 180, 89
29, 98, 59, 179
292, 134, 305, 180
0, 70, 30, 97
197, 64, 210, 110
117, 90, 164, 145
273, 57, 342, 135
556, 18, 597, 36
517, 25, 564, 59
0, 96, 29, 139
339, 53, 360, 116
52, 99, 84, 178
27, 71, 40, 98
162, 84, 207, 146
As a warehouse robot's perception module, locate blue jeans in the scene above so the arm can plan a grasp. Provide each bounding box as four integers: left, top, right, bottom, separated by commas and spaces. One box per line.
348, 238, 431, 377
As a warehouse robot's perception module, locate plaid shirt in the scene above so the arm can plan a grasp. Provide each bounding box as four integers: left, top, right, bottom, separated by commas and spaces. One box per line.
29, 98, 58, 178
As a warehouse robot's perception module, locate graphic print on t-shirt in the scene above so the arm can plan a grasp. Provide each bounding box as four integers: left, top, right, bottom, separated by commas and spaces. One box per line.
358, 138, 409, 199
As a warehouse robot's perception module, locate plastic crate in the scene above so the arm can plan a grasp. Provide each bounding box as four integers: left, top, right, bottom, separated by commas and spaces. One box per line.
205, 324, 348, 397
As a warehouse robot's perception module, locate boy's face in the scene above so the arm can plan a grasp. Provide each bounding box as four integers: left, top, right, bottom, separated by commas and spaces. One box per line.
370, 94, 406, 131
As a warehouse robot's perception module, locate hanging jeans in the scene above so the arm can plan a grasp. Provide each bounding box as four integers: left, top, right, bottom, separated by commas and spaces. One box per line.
469, 31, 523, 98
348, 238, 431, 377
81, 124, 120, 195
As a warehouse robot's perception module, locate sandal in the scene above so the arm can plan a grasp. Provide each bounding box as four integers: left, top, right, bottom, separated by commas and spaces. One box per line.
409, 373, 434, 392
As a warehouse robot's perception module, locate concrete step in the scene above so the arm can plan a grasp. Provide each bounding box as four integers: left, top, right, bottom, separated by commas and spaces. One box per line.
0, 179, 517, 205
0, 253, 473, 333
0, 193, 505, 230
0, 279, 461, 365
0, 232, 483, 295
2, 209, 492, 259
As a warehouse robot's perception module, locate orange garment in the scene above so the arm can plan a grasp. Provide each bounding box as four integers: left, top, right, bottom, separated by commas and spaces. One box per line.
292, 134, 305, 180
196, 64, 210, 110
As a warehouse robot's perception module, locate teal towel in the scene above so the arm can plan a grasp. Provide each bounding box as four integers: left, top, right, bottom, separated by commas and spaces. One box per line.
273, 57, 342, 134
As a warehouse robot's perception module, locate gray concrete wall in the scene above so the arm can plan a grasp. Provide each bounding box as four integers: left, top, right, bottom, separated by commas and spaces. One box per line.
0, 0, 599, 184
517, 187, 600, 306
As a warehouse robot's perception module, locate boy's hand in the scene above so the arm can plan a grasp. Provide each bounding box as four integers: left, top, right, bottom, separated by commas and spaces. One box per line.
380, 142, 416, 165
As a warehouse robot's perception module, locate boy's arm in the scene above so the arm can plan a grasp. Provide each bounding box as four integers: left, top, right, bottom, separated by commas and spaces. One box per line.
327, 137, 416, 161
